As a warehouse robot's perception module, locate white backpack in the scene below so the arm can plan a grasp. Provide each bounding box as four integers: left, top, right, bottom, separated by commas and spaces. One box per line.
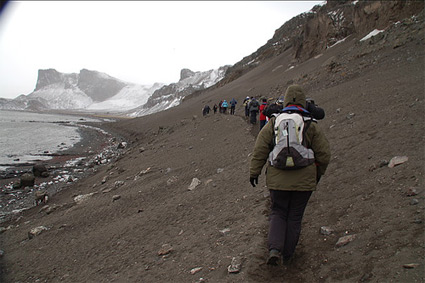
268, 112, 315, 170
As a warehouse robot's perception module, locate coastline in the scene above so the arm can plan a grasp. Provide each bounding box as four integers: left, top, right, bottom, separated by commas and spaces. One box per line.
0, 117, 128, 223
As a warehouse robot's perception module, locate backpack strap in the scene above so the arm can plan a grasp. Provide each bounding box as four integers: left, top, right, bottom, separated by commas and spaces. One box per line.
269, 116, 278, 151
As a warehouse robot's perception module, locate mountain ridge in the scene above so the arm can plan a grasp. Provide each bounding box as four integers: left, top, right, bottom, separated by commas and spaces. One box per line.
0, 66, 228, 115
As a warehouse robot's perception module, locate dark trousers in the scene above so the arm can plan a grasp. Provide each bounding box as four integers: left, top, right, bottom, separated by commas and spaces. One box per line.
268, 190, 312, 258
260, 119, 267, 130
250, 110, 258, 124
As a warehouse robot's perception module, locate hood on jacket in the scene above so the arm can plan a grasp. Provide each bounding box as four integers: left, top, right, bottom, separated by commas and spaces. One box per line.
283, 84, 306, 108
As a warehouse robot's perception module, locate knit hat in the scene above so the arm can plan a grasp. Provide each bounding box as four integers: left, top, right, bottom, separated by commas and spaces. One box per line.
283, 84, 306, 108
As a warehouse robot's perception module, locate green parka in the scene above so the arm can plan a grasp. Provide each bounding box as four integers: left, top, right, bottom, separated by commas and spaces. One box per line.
249, 85, 331, 191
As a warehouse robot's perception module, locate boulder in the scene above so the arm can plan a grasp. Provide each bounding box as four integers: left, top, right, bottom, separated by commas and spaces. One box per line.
33, 164, 48, 177
20, 173, 35, 188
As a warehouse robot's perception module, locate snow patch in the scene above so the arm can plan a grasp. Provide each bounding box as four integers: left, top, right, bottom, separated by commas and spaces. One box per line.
328, 36, 349, 48
360, 29, 385, 42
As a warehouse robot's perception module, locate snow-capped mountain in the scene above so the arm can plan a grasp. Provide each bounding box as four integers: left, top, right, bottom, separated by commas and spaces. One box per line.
127, 66, 229, 117
0, 66, 229, 116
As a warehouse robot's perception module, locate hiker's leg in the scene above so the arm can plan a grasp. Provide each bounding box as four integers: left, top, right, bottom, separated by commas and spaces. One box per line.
282, 191, 312, 259
268, 190, 291, 252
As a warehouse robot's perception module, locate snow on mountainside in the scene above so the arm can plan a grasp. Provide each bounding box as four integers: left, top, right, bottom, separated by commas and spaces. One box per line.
127, 66, 229, 117
0, 67, 228, 116
30, 83, 93, 109
87, 83, 164, 111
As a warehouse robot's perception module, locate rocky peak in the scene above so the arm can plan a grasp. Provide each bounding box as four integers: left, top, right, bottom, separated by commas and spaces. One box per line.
180, 68, 196, 81
34, 69, 63, 91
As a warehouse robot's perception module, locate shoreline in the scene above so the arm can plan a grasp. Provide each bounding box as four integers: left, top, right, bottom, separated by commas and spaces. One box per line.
0, 119, 128, 223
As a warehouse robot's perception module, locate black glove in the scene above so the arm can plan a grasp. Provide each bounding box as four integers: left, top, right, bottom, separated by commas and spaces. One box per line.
250, 176, 258, 187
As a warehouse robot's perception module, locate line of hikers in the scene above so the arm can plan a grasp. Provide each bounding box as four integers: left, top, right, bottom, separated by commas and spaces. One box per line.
202, 98, 238, 116
203, 95, 313, 134
244, 96, 282, 129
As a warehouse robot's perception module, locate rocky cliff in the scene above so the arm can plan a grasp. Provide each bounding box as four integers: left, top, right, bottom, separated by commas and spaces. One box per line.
220, 0, 424, 86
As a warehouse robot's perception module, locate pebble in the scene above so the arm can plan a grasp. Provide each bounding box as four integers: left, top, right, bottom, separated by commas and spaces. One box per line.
388, 156, 408, 168
188, 178, 201, 191
320, 226, 334, 235
405, 187, 418, 196
403, 263, 419, 269
336, 234, 356, 247
158, 244, 173, 256
28, 226, 49, 239
190, 267, 202, 275
227, 256, 242, 274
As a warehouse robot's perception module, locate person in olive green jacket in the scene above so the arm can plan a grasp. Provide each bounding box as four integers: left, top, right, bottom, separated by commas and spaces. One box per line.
249, 84, 331, 266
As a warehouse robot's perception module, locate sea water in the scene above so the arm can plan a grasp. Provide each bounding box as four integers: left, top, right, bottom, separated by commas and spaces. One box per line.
0, 110, 102, 170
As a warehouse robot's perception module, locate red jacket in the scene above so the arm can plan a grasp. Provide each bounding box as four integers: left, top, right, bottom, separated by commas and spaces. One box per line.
259, 103, 267, 121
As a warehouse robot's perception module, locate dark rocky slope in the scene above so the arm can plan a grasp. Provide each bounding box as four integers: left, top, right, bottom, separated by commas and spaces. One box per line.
0, 2, 423, 282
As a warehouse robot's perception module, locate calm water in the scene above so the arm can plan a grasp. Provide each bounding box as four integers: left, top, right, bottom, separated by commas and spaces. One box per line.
0, 110, 102, 170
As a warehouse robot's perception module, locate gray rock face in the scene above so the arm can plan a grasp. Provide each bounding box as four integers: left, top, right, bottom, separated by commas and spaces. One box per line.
35, 69, 64, 90
180, 68, 195, 81
77, 69, 126, 102
35, 68, 126, 102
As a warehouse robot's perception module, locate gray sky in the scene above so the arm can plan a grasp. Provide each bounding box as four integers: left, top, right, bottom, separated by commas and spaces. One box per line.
0, 1, 323, 99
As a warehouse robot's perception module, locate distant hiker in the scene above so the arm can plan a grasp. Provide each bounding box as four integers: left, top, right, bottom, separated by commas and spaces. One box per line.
249, 84, 331, 266
230, 98, 237, 115
243, 96, 251, 118
248, 97, 260, 124
221, 100, 229, 114
219, 100, 223, 113
259, 98, 268, 130
202, 105, 210, 116
213, 104, 218, 114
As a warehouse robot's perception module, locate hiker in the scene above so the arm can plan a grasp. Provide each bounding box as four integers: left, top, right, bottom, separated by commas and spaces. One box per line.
218, 100, 223, 113
230, 98, 237, 115
248, 97, 260, 124
249, 84, 331, 266
202, 105, 210, 116
213, 104, 218, 114
243, 96, 251, 118
259, 98, 268, 130
221, 100, 229, 114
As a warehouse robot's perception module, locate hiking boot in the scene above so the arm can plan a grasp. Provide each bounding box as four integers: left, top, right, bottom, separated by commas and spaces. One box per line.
267, 249, 280, 266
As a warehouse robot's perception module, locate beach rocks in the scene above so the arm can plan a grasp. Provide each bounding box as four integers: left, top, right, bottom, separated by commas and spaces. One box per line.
20, 173, 35, 188
33, 164, 49, 177
34, 190, 48, 206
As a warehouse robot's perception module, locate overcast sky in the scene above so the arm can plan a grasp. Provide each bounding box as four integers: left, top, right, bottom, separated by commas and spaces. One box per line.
0, 1, 323, 99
